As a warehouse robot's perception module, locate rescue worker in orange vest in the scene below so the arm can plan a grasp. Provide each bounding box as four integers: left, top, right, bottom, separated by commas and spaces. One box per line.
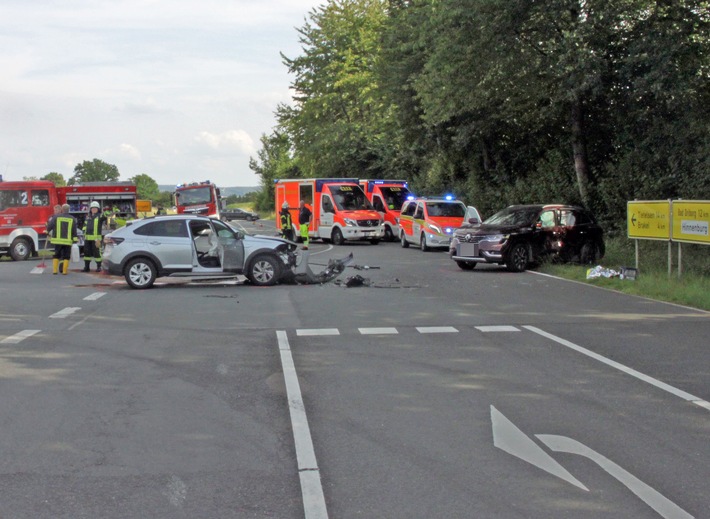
83, 201, 106, 272
279, 201, 294, 242
47, 203, 78, 275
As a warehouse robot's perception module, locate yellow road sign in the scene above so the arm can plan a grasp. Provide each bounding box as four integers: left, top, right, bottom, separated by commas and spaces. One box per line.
136, 199, 152, 213
627, 201, 670, 240
672, 200, 710, 244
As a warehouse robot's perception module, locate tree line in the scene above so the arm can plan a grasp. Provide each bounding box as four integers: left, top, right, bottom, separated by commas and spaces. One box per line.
250, 0, 709, 233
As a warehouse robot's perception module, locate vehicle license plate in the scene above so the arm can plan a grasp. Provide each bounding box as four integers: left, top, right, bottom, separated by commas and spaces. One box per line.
459, 243, 478, 257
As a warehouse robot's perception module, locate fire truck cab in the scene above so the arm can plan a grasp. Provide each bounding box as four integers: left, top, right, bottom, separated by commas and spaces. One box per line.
359, 179, 412, 241
0, 180, 57, 260
174, 181, 222, 219
275, 178, 384, 245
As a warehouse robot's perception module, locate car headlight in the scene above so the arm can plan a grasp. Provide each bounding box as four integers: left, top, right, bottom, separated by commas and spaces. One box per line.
429, 224, 442, 234
483, 234, 508, 242
344, 218, 357, 227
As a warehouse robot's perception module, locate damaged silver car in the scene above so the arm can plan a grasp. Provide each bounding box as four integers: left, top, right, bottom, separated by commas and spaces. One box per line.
104, 215, 299, 288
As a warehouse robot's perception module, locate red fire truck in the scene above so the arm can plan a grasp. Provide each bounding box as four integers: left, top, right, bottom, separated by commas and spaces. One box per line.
359, 179, 413, 241
0, 179, 137, 260
174, 181, 222, 219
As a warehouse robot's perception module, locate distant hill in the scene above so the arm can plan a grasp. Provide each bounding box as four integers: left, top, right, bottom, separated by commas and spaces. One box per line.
158, 185, 259, 196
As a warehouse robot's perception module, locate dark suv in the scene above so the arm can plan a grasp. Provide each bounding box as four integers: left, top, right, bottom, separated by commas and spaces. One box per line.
449, 204, 605, 272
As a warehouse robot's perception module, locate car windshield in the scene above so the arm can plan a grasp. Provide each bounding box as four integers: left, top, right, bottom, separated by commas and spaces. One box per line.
426, 202, 466, 217
331, 186, 373, 211
379, 187, 411, 211
484, 207, 541, 226
177, 186, 213, 206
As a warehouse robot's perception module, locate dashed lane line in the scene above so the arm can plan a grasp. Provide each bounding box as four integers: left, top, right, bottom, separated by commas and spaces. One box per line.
49, 307, 81, 319
415, 326, 459, 334
297, 329, 340, 337
83, 292, 106, 301
1, 330, 40, 344
476, 325, 520, 332
359, 327, 399, 335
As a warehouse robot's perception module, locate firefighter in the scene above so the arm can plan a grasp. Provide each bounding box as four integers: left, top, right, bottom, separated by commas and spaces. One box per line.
83, 201, 106, 272
298, 200, 312, 250
47, 203, 77, 275
279, 201, 294, 242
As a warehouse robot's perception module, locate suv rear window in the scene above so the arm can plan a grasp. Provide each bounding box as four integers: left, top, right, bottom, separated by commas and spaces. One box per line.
134, 220, 189, 237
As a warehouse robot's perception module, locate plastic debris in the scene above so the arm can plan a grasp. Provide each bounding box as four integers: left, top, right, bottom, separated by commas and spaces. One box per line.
586, 265, 620, 279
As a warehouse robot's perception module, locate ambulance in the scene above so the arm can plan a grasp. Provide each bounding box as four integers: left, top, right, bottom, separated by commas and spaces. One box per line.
359, 179, 413, 241
399, 196, 481, 251
274, 178, 384, 245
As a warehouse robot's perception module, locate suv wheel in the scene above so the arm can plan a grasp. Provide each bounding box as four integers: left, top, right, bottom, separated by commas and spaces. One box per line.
420, 234, 429, 252
331, 228, 345, 246
400, 231, 409, 248
456, 261, 476, 270
248, 254, 281, 286
10, 237, 31, 261
505, 243, 529, 272
580, 241, 598, 265
125, 257, 157, 289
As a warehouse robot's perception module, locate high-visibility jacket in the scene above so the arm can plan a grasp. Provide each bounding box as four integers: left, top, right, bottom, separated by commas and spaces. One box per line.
83, 212, 106, 240
48, 214, 77, 246
279, 209, 292, 230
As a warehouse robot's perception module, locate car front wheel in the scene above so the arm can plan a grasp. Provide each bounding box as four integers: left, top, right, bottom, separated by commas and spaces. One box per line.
248, 254, 281, 286
400, 231, 409, 248
125, 257, 157, 289
505, 243, 529, 272
420, 234, 429, 252
331, 228, 345, 246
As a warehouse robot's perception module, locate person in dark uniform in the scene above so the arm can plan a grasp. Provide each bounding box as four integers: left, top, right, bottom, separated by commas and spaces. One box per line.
298, 200, 312, 250
47, 203, 77, 275
83, 201, 106, 272
279, 201, 294, 242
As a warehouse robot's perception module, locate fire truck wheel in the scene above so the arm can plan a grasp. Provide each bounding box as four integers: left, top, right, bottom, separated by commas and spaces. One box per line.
248, 254, 281, 286
331, 228, 345, 246
125, 257, 157, 289
10, 238, 32, 261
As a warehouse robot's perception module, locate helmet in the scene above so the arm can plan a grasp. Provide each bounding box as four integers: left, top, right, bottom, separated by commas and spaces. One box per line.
282, 202, 289, 209
90, 201, 101, 209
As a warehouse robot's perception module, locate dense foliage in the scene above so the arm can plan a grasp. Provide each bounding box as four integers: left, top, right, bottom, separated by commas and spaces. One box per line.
250, 0, 709, 231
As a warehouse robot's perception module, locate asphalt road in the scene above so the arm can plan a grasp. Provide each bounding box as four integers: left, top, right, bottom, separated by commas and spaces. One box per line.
1, 219, 708, 518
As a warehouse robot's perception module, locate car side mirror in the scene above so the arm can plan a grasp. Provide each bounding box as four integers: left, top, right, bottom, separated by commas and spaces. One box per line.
468, 218, 479, 224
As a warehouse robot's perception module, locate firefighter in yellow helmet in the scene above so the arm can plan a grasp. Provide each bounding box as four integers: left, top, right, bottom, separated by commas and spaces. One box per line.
83, 201, 106, 272
46, 203, 78, 275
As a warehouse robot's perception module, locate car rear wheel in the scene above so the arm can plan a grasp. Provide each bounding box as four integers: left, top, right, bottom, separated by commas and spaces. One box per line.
580, 241, 598, 265
248, 254, 281, 286
420, 234, 429, 252
505, 243, 529, 272
456, 261, 476, 270
331, 228, 345, 246
400, 231, 409, 248
125, 257, 157, 289
10, 237, 31, 261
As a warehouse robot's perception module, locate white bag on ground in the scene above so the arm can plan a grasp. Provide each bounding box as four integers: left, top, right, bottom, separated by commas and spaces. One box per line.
71, 243, 81, 263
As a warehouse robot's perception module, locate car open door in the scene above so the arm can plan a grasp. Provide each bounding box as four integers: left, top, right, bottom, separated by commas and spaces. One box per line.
211, 220, 245, 272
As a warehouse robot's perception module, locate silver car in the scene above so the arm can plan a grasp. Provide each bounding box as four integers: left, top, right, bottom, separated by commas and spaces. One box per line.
103, 215, 297, 289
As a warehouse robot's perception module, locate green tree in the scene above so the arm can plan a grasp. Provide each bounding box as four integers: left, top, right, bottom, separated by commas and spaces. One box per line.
130, 173, 160, 201
69, 158, 120, 184
41, 172, 66, 186
249, 131, 300, 211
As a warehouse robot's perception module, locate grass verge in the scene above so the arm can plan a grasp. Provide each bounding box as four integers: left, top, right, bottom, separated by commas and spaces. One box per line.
538, 238, 710, 311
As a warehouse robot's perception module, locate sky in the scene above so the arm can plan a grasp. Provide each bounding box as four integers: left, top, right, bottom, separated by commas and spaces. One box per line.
0, 0, 323, 188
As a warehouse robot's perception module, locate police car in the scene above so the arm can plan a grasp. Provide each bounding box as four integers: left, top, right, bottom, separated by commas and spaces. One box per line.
398, 196, 481, 251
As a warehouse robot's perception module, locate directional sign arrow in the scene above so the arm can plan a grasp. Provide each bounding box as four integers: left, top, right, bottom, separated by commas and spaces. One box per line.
632, 213, 637, 226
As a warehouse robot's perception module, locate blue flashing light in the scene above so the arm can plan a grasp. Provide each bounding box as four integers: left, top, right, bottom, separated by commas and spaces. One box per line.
406, 195, 415, 201
445, 194, 454, 201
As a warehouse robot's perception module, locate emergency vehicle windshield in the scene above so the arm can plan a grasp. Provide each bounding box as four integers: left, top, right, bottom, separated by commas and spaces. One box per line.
379, 186, 410, 211
425, 201, 466, 217
177, 186, 213, 206
331, 186, 373, 211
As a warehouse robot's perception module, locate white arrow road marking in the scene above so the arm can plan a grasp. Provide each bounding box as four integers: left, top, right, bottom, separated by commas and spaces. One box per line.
49, 307, 81, 319
537, 434, 694, 519
490, 406, 588, 490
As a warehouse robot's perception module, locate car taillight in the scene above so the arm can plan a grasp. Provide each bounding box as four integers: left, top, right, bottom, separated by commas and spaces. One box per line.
105, 237, 125, 245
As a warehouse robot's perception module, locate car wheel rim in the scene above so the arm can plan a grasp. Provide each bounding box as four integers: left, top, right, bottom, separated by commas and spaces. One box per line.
14, 242, 28, 257
129, 263, 152, 286
253, 260, 275, 283
513, 247, 527, 269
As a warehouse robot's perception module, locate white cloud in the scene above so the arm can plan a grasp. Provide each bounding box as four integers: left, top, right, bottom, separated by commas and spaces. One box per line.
194, 130, 255, 155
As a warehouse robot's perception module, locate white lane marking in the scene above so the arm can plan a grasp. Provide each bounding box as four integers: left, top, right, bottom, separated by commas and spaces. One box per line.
277, 331, 329, 519
297, 329, 340, 337
476, 325, 520, 333
83, 292, 106, 301
491, 406, 588, 490
1, 330, 41, 344
359, 327, 398, 335
49, 307, 81, 319
537, 434, 694, 519
524, 326, 710, 412
166, 475, 187, 508
416, 326, 459, 334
